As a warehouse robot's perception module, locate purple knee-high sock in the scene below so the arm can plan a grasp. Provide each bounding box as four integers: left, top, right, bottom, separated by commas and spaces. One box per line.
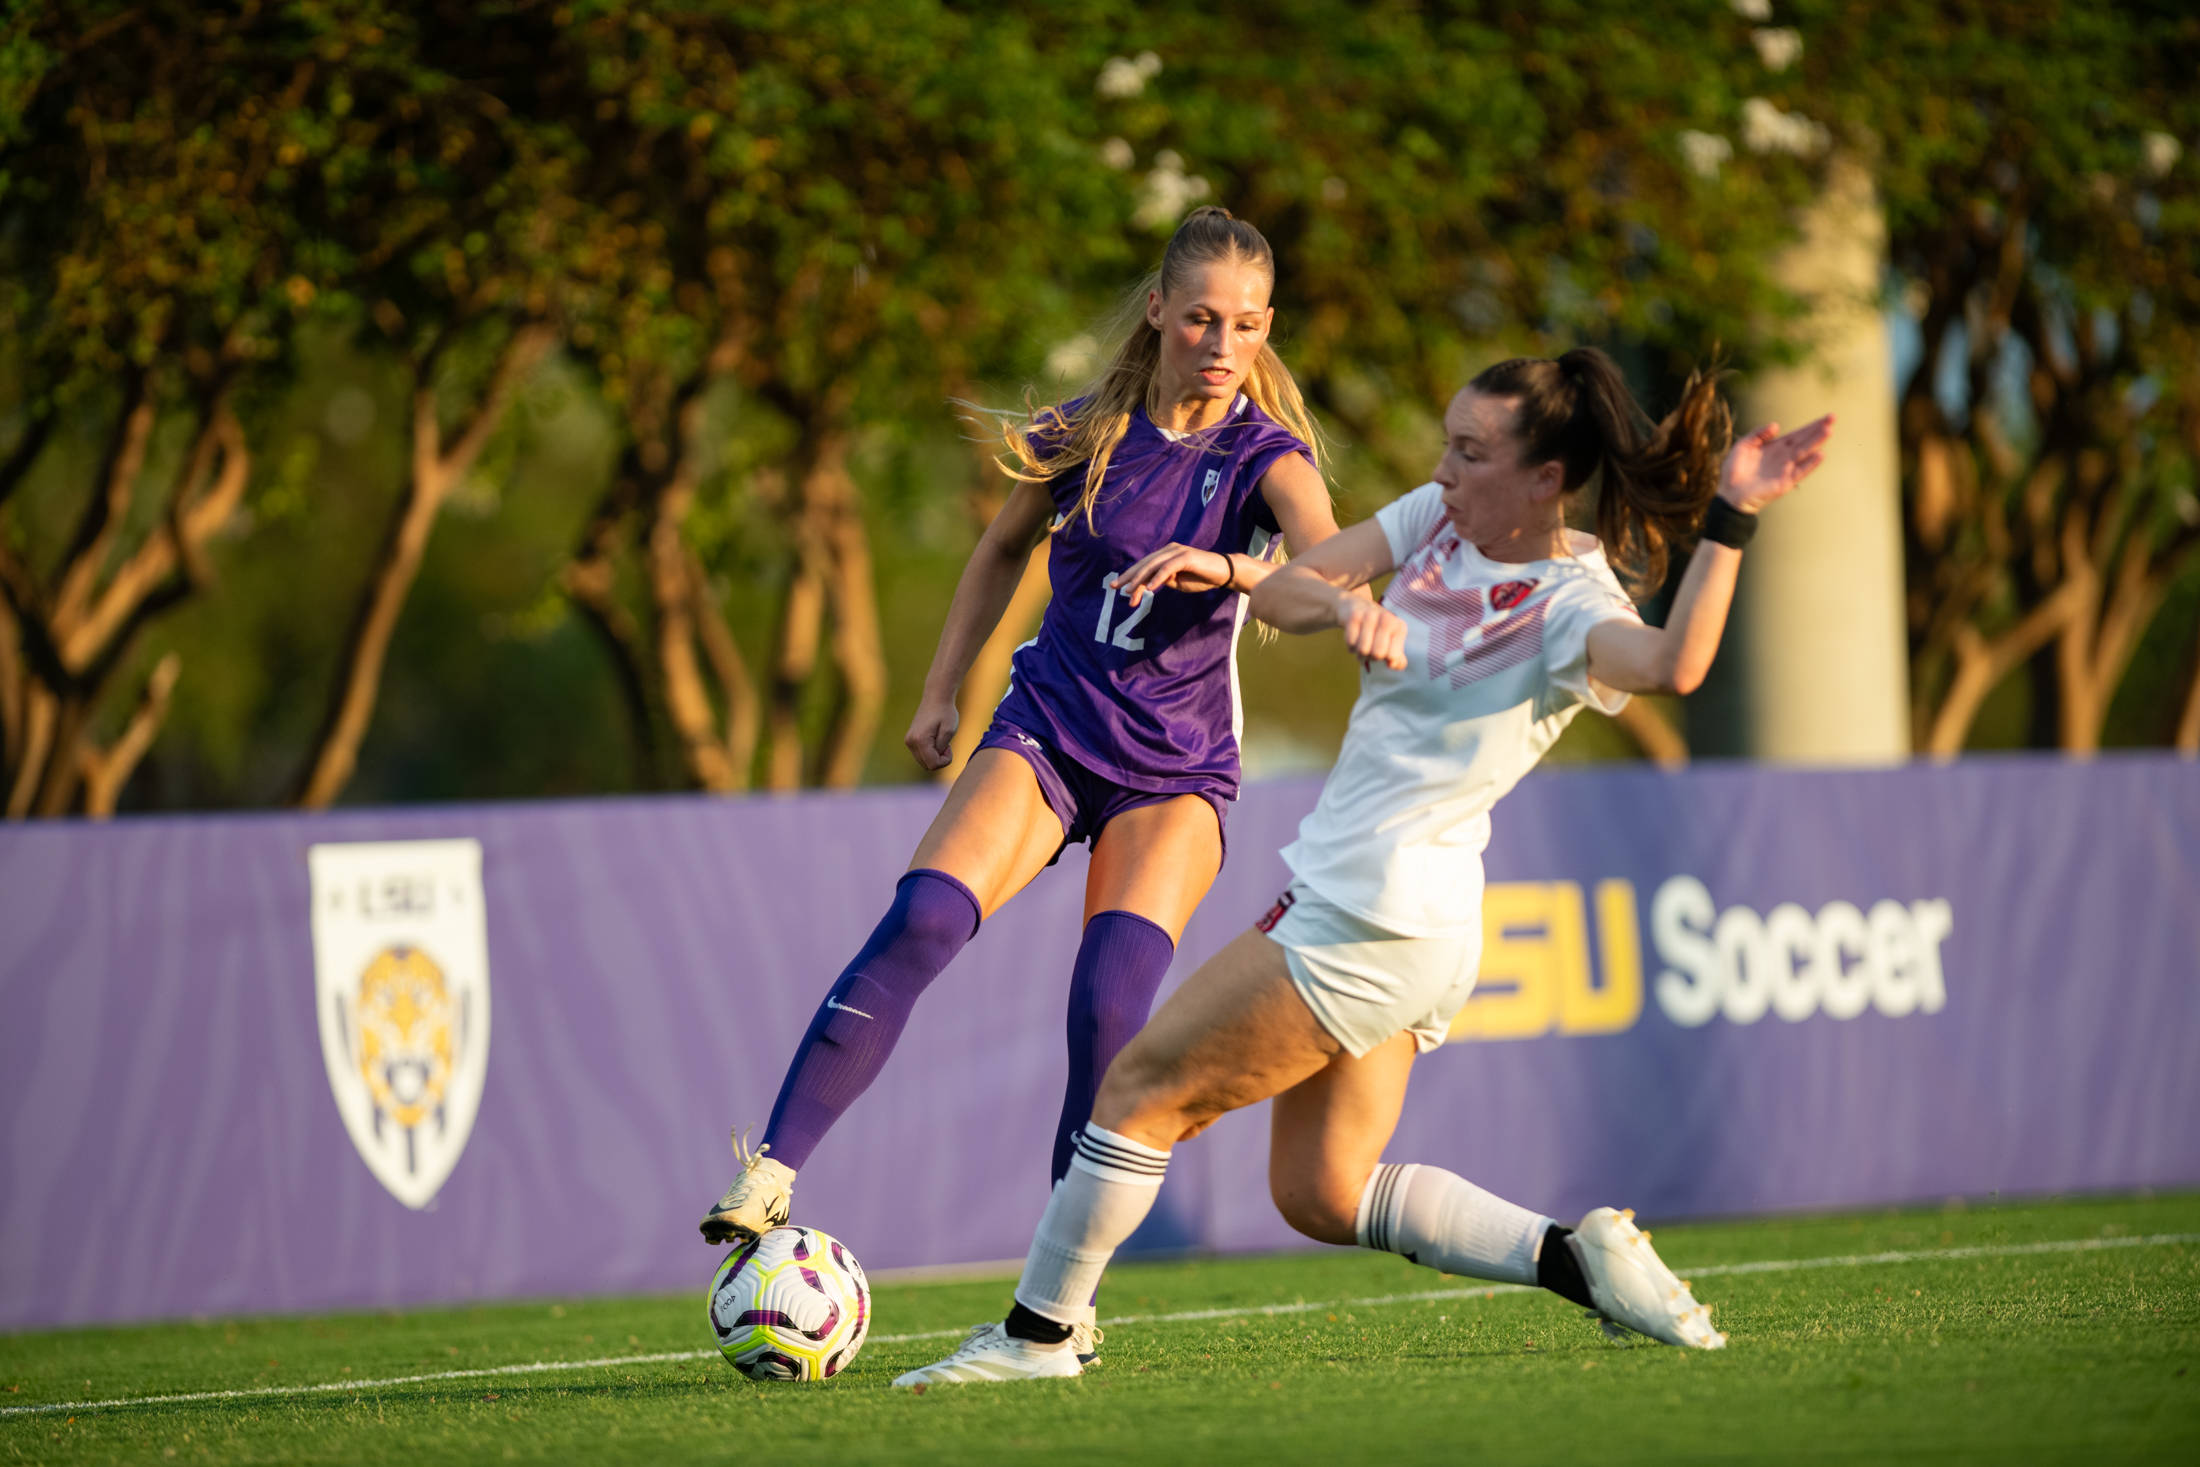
760, 869, 981, 1171
1050, 910, 1177, 1186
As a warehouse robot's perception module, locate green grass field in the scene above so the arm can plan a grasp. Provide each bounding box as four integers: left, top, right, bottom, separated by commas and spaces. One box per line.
5, 1193, 2195, 1465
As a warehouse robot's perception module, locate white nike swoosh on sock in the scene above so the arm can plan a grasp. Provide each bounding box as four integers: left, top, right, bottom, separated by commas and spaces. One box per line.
825, 997, 874, 1019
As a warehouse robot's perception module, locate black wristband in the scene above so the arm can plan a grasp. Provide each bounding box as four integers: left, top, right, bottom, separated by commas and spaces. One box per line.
1220, 552, 1241, 592
1702, 496, 1759, 549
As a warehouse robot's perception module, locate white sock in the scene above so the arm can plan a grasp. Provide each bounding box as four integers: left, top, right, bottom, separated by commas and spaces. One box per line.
1356, 1163, 1554, 1287
1013, 1123, 1170, 1325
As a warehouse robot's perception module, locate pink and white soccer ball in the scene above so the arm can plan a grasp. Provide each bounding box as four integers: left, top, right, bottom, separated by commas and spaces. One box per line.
706, 1225, 871, 1381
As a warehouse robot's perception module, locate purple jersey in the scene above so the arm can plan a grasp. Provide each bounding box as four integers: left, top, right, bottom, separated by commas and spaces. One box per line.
992, 394, 1312, 796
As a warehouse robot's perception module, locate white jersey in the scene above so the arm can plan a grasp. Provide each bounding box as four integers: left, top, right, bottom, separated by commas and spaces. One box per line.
1280, 482, 1641, 937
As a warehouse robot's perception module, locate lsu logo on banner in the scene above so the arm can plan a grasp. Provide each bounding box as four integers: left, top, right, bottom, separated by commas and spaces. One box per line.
1447, 877, 1952, 1041
1448, 880, 1644, 1042
308, 840, 490, 1209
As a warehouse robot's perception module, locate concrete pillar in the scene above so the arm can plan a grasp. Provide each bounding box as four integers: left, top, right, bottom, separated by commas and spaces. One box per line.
1687, 154, 1911, 763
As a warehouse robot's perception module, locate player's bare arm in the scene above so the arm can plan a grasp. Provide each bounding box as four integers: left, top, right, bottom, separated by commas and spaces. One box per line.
1585, 414, 1835, 696
1247, 517, 1409, 669
904, 475, 1056, 771
1109, 448, 1342, 605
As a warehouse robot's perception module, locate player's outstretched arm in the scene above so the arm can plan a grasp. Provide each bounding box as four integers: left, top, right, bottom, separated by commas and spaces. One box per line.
1247, 518, 1409, 669
1586, 414, 1835, 696
906, 477, 1054, 770
1110, 452, 1343, 607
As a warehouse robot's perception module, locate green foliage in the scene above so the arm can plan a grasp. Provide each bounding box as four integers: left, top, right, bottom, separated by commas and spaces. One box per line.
1810, 0, 2200, 748
6, 2, 2197, 807
1071, 1, 1818, 456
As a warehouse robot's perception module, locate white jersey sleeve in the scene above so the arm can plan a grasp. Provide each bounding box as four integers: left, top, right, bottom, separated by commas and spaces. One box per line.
1540, 571, 1641, 717
1375, 483, 1448, 568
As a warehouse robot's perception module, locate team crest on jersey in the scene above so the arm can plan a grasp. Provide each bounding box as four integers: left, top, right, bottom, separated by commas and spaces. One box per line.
1490, 579, 1539, 611
309, 840, 491, 1209
1200, 468, 1223, 504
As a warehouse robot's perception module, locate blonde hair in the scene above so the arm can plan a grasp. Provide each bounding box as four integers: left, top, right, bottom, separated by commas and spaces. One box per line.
998, 206, 1325, 532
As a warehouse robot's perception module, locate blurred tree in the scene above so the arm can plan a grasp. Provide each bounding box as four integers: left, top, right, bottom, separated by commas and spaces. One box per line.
0, 1, 373, 816
548, 0, 1125, 792
1054, 0, 1817, 763
1816, 0, 2200, 754
289, 1, 578, 806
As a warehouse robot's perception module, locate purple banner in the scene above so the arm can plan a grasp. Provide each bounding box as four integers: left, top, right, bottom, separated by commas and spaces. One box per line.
4, 754, 2198, 1329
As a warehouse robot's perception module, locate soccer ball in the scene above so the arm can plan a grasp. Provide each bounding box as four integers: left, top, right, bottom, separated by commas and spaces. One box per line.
706, 1226, 871, 1381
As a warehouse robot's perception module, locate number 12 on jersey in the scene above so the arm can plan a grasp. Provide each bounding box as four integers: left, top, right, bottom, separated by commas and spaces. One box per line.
1094, 578, 1153, 651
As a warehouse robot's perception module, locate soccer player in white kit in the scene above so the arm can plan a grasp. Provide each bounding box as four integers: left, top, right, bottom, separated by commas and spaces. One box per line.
895, 348, 1834, 1384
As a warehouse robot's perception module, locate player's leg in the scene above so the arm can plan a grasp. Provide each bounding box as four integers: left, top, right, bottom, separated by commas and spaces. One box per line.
1044, 804, 1220, 1360
1264, 1032, 1416, 1244
893, 926, 1333, 1385
1268, 1005, 1728, 1350
1050, 794, 1222, 1183
700, 749, 1065, 1243
1267, 1038, 1566, 1293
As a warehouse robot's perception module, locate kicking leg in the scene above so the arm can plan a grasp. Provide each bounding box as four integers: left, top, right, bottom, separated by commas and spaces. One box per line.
1044, 796, 1219, 1356
701, 750, 1063, 1243
894, 926, 1336, 1386
1274, 1057, 1728, 1349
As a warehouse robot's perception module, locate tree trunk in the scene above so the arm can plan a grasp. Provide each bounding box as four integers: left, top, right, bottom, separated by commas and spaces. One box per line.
6, 687, 55, 819
809, 432, 887, 789
2176, 637, 2200, 756
76, 652, 180, 816
759, 421, 886, 792
562, 488, 661, 789
0, 379, 250, 818
0, 595, 22, 774
1690, 153, 1911, 763
1922, 584, 2083, 756
648, 427, 742, 792
2054, 524, 2171, 754
296, 323, 553, 809
766, 564, 824, 790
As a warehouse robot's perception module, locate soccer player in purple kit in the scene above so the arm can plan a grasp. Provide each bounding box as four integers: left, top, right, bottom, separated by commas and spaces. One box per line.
700, 207, 1344, 1356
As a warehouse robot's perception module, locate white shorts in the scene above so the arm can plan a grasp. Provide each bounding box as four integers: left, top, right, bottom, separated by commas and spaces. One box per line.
1261, 882, 1480, 1057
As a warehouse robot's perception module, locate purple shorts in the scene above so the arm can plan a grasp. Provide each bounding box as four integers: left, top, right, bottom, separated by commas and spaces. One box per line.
977, 722, 1229, 868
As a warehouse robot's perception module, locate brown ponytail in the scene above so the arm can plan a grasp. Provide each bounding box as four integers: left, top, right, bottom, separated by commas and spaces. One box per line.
1467, 348, 1731, 594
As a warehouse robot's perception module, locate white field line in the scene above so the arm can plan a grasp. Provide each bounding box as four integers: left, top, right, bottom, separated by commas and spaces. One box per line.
6, 1230, 2192, 1420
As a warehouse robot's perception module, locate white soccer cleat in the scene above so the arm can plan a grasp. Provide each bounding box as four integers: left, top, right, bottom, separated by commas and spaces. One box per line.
699, 1130, 796, 1245
892, 1322, 1084, 1387
1571, 1206, 1728, 1349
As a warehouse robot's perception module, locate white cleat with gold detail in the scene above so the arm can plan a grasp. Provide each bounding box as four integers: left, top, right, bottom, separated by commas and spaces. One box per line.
1571, 1206, 1728, 1349
893, 1322, 1084, 1387
698, 1129, 796, 1245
